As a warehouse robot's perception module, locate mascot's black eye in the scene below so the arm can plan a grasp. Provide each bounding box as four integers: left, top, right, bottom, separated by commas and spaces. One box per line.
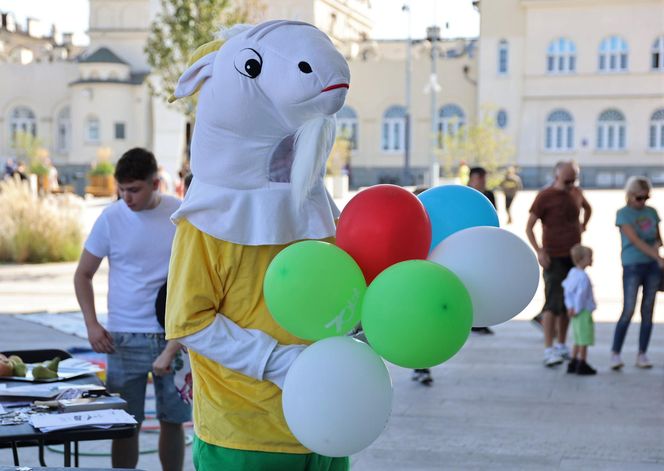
234, 48, 263, 79
298, 61, 312, 73
244, 59, 261, 78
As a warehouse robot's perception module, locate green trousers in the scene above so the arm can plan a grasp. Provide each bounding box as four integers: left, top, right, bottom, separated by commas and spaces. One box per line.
193, 436, 350, 471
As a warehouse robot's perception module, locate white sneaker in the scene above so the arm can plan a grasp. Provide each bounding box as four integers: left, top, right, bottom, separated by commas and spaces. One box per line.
554, 343, 570, 360
636, 353, 653, 369
544, 348, 563, 367
610, 354, 624, 371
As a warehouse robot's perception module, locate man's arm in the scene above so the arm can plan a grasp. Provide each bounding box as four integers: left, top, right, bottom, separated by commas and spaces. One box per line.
74, 249, 114, 353
580, 191, 592, 232
526, 212, 550, 269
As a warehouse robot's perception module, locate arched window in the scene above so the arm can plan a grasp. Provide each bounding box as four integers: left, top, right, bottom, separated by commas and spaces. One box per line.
9, 106, 37, 142
336, 106, 358, 150
496, 109, 508, 129
498, 39, 508, 75
599, 36, 628, 72
547, 38, 576, 73
649, 109, 664, 150
86, 116, 100, 143
437, 104, 465, 148
545, 109, 574, 151
381, 105, 406, 152
56, 107, 71, 153
652, 36, 664, 71
596, 109, 626, 150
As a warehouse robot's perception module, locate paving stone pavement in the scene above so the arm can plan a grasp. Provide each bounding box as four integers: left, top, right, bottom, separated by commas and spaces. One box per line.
1, 188, 664, 469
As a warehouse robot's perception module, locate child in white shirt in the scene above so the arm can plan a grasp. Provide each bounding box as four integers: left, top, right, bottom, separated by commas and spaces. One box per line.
562, 244, 597, 375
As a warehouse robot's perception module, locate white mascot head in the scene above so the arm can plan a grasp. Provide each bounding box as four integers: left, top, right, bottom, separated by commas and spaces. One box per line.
170, 20, 351, 246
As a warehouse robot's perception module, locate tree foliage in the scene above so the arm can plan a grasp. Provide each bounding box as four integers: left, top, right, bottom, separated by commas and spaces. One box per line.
438, 109, 515, 188
145, 0, 265, 120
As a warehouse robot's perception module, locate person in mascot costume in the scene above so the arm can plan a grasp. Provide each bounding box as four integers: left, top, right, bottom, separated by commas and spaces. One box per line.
166, 20, 351, 470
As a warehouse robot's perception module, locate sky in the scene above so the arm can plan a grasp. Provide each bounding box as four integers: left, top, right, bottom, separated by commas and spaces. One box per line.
0, 0, 479, 46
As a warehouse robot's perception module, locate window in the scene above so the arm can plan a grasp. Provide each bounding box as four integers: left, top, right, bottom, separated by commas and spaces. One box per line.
596, 109, 626, 151
86, 116, 100, 143
599, 36, 628, 72
498, 39, 508, 75
336, 106, 358, 149
496, 109, 508, 129
649, 109, 664, 150
437, 104, 465, 148
56, 107, 71, 153
545, 109, 574, 151
547, 38, 576, 73
652, 36, 664, 71
9, 106, 37, 142
381, 105, 406, 152
114, 122, 126, 140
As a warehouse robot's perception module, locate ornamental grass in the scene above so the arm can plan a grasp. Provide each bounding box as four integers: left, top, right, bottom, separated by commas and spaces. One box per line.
0, 177, 83, 263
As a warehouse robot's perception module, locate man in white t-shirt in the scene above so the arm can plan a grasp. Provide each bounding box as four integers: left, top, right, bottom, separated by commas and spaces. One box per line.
74, 148, 190, 471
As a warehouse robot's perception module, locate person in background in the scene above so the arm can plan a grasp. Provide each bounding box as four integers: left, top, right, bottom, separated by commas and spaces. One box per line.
458, 160, 470, 186
467, 166, 496, 335
610, 176, 663, 370
74, 148, 190, 470
158, 165, 175, 194
500, 166, 522, 224
526, 161, 592, 367
562, 244, 597, 375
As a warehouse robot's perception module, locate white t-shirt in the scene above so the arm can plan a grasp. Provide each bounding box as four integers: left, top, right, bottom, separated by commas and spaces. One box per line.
85, 195, 181, 333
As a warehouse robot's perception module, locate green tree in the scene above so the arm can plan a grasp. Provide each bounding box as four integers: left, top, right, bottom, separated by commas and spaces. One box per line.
439, 110, 515, 188
145, 0, 265, 120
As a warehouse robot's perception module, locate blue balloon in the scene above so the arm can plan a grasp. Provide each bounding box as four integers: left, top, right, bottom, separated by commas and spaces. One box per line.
418, 185, 499, 251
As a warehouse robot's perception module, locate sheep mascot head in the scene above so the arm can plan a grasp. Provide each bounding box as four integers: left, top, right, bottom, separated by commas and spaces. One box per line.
170, 20, 351, 246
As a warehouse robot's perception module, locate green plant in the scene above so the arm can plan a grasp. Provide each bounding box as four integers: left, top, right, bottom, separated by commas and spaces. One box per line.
327, 136, 351, 177
439, 108, 516, 189
29, 161, 49, 177
0, 178, 83, 263
89, 161, 115, 177
145, 0, 264, 121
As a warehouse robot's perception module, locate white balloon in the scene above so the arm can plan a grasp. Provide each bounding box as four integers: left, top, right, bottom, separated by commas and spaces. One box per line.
282, 336, 393, 457
428, 226, 539, 327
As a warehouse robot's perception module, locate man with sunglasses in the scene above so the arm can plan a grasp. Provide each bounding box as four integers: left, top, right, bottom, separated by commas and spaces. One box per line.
526, 161, 592, 367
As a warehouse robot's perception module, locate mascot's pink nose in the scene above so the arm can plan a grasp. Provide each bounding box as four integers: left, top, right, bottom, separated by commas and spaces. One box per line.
321, 83, 349, 93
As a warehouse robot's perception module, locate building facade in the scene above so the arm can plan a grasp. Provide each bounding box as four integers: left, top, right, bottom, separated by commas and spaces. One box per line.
477, 0, 664, 187
1, 0, 662, 190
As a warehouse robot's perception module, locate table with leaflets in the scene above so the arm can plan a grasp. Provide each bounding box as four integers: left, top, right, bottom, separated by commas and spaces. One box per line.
0, 362, 137, 468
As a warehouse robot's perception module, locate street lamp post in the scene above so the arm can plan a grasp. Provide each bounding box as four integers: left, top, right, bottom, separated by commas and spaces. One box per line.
402, 2, 412, 185
426, 25, 441, 187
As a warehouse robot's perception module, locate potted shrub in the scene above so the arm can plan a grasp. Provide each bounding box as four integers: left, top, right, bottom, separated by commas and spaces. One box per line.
86, 150, 116, 197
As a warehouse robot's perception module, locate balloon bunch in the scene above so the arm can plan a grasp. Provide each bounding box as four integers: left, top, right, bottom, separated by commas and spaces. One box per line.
263, 184, 539, 457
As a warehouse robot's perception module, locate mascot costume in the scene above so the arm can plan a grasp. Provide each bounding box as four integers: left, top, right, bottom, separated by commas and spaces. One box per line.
166, 20, 351, 470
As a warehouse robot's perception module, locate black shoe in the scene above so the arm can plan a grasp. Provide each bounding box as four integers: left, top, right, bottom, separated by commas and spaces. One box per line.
412, 368, 433, 385
471, 327, 494, 335
576, 360, 597, 376
567, 358, 578, 374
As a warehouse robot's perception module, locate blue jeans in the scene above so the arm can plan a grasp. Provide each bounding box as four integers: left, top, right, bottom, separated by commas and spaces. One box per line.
106, 332, 191, 424
611, 262, 661, 354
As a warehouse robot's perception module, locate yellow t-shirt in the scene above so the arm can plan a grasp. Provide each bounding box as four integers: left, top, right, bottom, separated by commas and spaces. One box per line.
166, 219, 315, 453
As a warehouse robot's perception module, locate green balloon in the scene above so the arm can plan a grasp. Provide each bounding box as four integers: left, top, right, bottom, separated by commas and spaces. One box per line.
362, 260, 473, 368
264, 241, 366, 340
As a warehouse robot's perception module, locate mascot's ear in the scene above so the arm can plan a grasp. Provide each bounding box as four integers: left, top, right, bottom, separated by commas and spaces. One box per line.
169, 39, 223, 103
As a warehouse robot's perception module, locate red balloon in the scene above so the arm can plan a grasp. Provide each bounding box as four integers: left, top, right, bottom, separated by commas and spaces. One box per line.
336, 185, 432, 284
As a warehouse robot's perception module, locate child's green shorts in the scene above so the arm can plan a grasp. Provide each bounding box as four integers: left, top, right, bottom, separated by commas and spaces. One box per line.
572, 309, 594, 346
193, 435, 350, 471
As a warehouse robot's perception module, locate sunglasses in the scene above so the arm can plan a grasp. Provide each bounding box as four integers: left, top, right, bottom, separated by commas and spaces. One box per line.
563, 179, 576, 185
634, 195, 650, 202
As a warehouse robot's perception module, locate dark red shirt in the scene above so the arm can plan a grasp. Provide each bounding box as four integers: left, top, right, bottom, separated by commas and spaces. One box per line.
530, 186, 582, 257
